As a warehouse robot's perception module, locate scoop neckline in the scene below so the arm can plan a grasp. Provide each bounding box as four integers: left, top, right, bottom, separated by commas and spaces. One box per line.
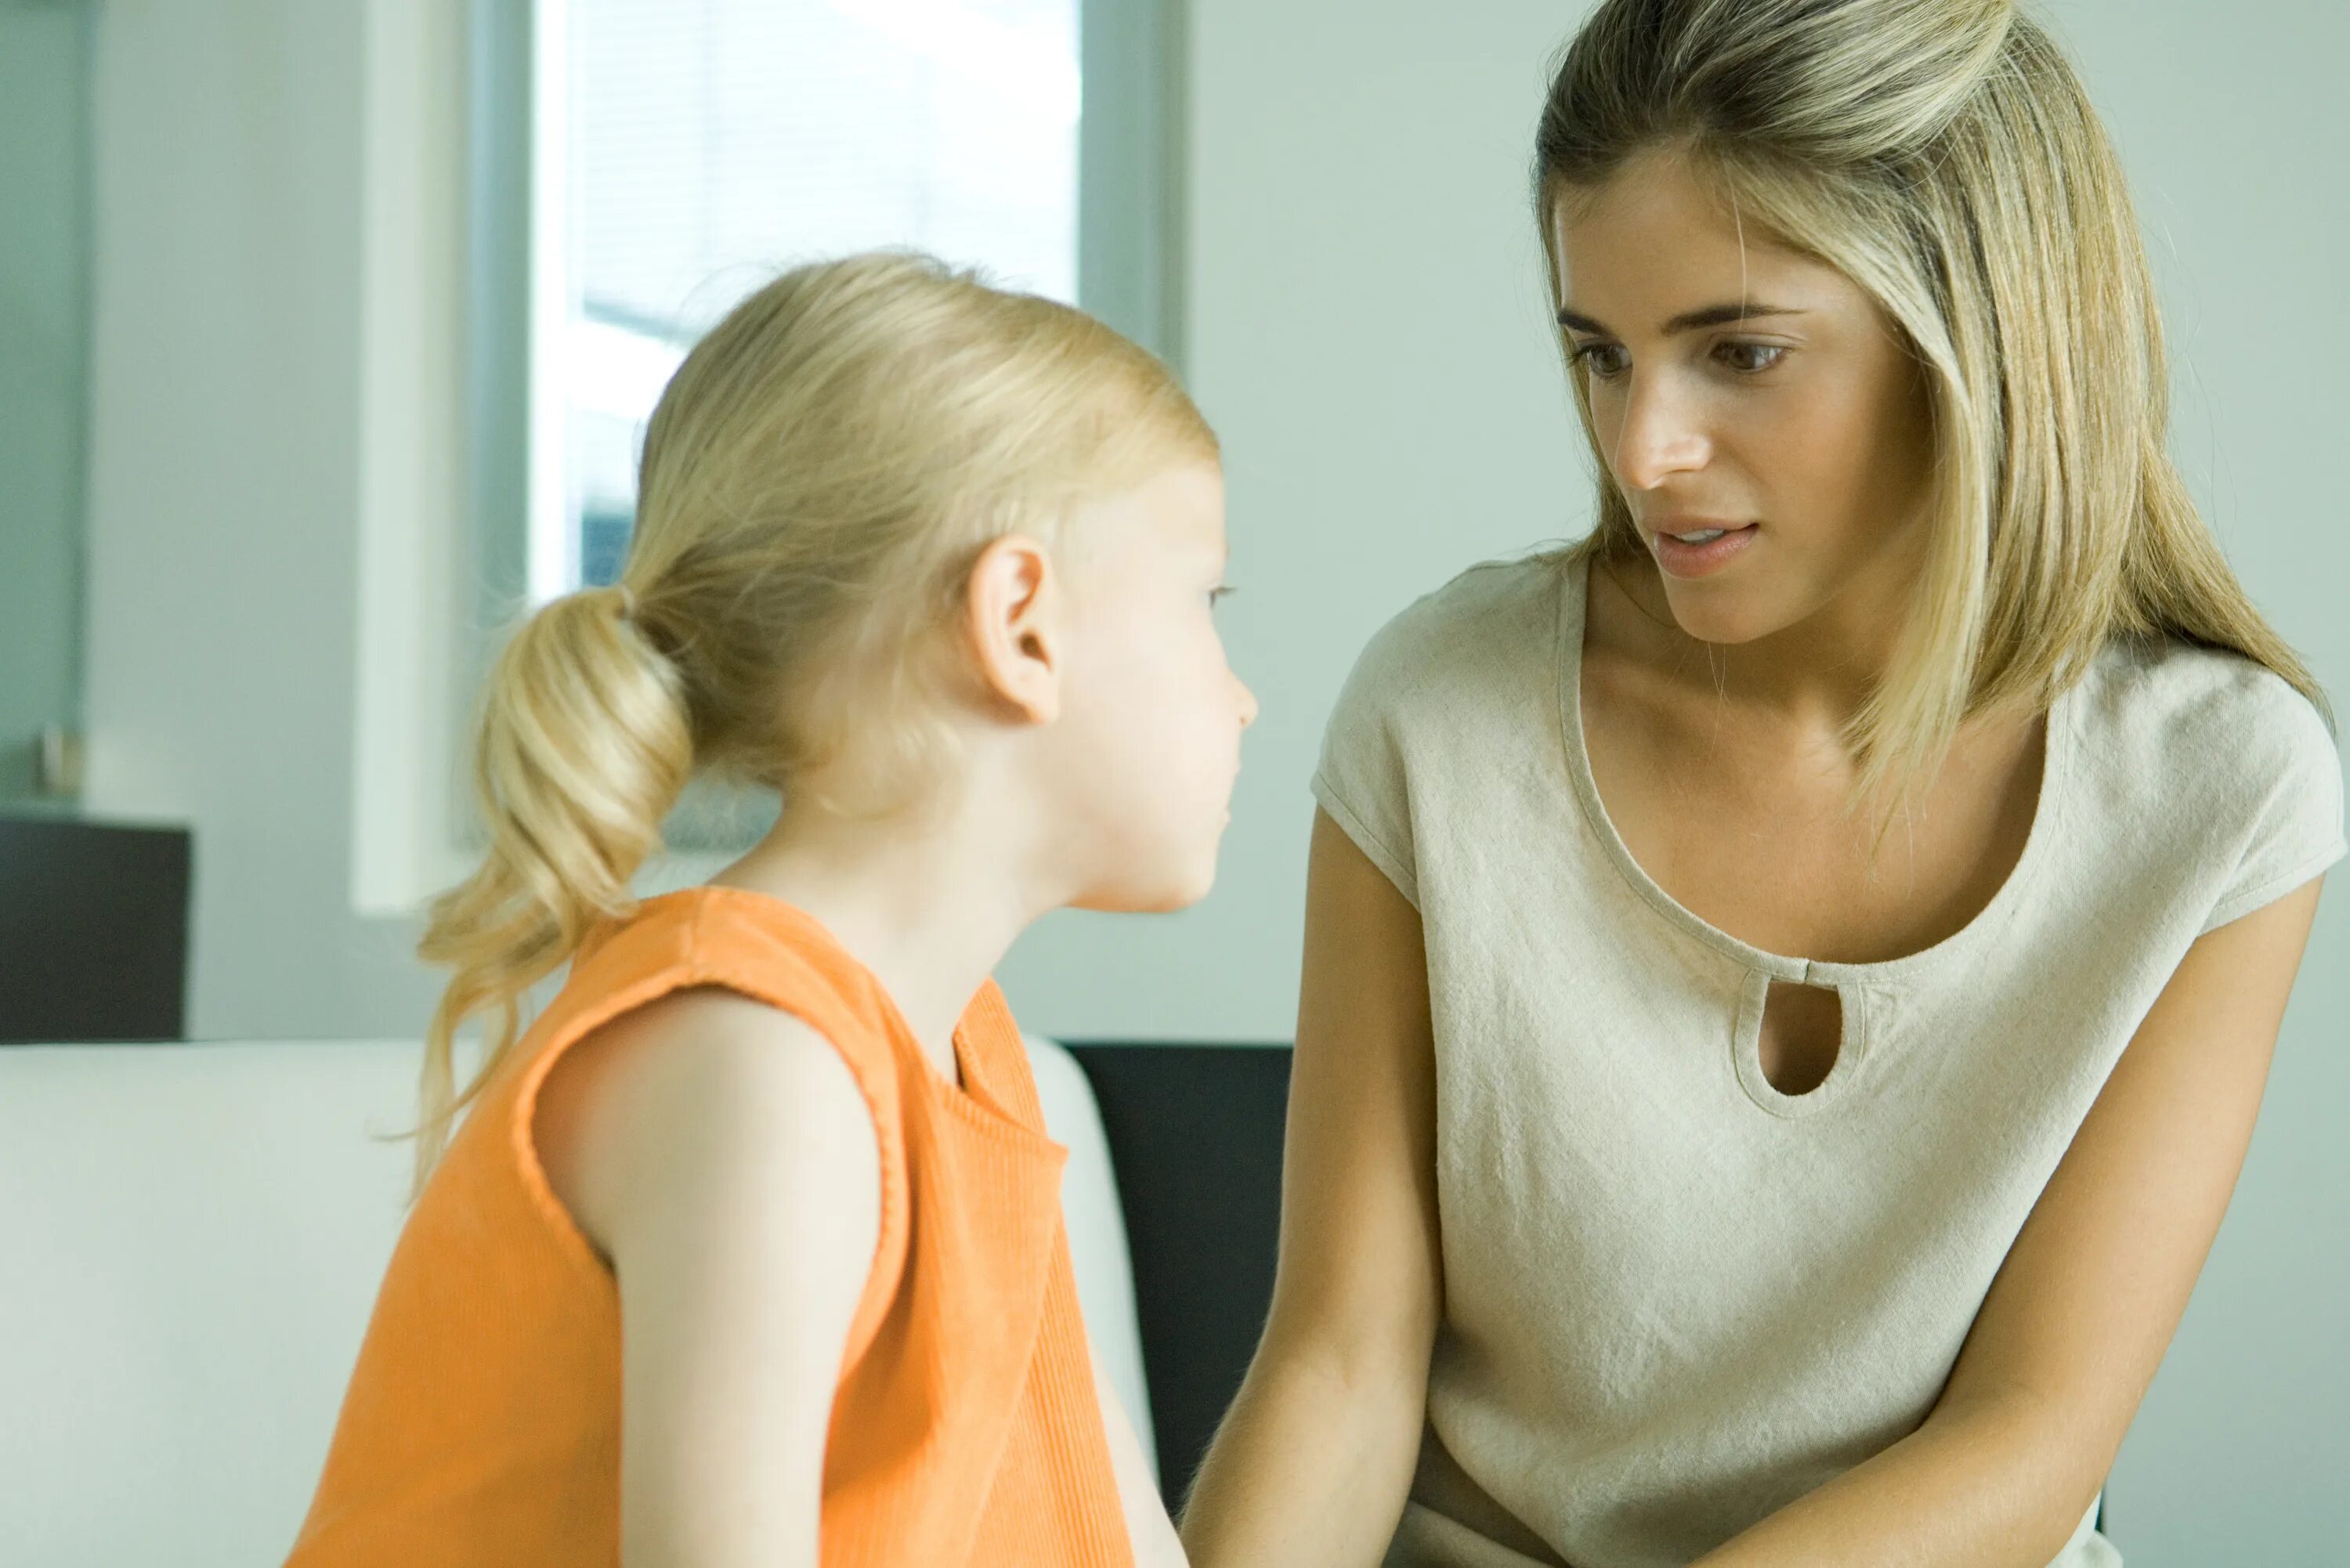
1553, 551, 2074, 988
634, 883, 1060, 1150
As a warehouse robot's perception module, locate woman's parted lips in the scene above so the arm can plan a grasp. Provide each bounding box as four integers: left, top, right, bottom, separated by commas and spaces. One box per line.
1645, 514, 1755, 539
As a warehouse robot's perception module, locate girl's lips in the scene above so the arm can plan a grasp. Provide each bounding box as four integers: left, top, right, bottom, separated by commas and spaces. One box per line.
1652, 522, 1758, 579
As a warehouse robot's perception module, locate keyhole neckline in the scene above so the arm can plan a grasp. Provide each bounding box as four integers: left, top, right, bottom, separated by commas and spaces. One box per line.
1554, 551, 2077, 990
1733, 970, 1864, 1118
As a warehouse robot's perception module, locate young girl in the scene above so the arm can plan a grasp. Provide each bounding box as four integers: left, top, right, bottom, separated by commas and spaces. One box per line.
284, 253, 1252, 1567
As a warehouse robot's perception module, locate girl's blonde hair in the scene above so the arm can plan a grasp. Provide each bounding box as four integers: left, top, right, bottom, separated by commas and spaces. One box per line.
410, 251, 1217, 1188
1535, 0, 2328, 801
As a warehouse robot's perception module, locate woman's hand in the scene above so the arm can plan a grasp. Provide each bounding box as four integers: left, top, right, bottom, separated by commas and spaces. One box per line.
1178, 809, 1445, 1568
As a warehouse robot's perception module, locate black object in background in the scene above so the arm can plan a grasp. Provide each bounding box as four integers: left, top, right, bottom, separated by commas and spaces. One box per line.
1066, 1042, 1292, 1512
0, 816, 191, 1043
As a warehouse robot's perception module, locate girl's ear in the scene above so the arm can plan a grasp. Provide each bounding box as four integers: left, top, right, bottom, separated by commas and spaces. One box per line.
962, 533, 1062, 725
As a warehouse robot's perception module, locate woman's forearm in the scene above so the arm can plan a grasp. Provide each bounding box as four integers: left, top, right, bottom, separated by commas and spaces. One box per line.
1178, 1346, 1426, 1568
1690, 1389, 2104, 1568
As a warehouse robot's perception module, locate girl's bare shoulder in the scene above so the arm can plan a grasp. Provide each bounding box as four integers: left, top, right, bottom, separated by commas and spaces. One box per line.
537, 988, 881, 1266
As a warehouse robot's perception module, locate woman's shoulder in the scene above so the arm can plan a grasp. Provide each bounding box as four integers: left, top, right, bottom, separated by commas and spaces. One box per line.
1336, 550, 1570, 714
1311, 552, 1573, 898
2072, 636, 2344, 925
2080, 634, 2336, 783
1366, 548, 1567, 646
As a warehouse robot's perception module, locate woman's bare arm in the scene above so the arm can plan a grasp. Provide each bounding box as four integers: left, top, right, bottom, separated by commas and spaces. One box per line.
537, 988, 881, 1568
1179, 809, 1445, 1567
1691, 875, 2326, 1567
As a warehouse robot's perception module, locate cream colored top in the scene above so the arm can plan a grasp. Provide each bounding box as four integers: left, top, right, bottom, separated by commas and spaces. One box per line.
1311, 551, 2344, 1568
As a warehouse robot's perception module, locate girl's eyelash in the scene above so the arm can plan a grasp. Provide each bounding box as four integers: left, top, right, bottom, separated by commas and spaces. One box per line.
1209, 585, 1237, 606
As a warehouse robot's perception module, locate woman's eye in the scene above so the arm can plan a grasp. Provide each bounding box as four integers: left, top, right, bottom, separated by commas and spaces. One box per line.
1571, 343, 1629, 378
1209, 586, 1235, 610
1717, 341, 1787, 373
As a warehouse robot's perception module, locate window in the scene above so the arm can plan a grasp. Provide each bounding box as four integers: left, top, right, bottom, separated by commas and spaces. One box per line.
505, 0, 1181, 602
447, 0, 1179, 851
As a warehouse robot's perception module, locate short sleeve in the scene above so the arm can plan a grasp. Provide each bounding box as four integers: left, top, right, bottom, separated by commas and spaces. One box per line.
1310, 614, 1427, 907
2198, 681, 2346, 934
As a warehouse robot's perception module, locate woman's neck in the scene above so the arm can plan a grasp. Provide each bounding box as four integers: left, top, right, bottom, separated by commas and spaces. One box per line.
1593, 544, 1918, 736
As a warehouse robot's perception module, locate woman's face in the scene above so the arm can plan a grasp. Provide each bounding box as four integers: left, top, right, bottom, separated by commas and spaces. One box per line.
1549, 149, 1938, 649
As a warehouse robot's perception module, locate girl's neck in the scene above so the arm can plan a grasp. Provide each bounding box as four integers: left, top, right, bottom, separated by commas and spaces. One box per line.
708, 793, 1045, 1082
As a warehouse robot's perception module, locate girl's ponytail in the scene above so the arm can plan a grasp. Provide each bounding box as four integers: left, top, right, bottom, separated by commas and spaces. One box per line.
410, 581, 692, 1191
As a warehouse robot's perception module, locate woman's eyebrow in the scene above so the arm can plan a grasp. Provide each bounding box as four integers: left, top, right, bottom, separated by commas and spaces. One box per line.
1556, 302, 1808, 334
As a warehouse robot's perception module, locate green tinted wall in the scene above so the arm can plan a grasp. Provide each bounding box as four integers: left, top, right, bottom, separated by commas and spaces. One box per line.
0, 6, 90, 804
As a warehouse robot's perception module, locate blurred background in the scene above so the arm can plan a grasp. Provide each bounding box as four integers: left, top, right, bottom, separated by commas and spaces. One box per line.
1, 0, 2343, 1562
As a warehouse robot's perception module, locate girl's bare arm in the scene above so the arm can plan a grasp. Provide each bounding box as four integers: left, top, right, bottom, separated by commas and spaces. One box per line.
1091, 1333, 1189, 1567
539, 989, 882, 1568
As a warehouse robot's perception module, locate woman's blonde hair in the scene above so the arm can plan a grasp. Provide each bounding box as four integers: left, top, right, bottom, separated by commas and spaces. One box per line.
409, 251, 1217, 1188
1535, 0, 2328, 800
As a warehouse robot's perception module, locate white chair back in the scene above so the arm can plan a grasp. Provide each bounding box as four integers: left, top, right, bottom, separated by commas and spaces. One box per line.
0, 1035, 1149, 1568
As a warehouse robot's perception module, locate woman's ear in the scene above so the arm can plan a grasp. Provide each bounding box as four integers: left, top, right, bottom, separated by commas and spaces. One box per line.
962, 533, 1062, 725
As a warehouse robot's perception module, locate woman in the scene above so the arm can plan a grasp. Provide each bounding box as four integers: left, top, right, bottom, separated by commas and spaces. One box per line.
1180, 2, 2342, 1566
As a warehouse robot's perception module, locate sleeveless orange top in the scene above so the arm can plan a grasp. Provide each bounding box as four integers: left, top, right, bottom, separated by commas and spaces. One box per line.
284, 887, 1133, 1567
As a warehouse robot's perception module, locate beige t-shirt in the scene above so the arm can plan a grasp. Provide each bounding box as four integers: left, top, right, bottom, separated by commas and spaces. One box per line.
1311, 550, 2345, 1568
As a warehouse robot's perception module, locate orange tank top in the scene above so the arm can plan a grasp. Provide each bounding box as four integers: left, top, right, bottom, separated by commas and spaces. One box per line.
284, 886, 1133, 1568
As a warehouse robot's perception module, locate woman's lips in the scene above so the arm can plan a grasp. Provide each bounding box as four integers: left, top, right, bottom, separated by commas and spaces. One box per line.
1650, 522, 1759, 579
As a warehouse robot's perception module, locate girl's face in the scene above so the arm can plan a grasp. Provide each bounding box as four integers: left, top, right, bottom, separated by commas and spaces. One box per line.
1051, 461, 1258, 912
1549, 149, 1938, 649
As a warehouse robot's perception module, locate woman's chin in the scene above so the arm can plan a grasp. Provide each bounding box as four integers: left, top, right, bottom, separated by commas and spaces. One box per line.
1654, 586, 1783, 648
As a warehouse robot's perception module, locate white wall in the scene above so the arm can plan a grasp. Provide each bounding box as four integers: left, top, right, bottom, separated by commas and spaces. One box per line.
74, 0, 2346, 1555
81, 0, 439, 1037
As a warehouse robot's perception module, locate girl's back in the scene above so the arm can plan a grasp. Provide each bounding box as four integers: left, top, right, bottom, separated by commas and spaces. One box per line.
285, 885, 1128, 1566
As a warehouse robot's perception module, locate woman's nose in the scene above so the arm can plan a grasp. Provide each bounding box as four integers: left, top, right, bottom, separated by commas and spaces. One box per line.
1609, 370, 1711, 492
